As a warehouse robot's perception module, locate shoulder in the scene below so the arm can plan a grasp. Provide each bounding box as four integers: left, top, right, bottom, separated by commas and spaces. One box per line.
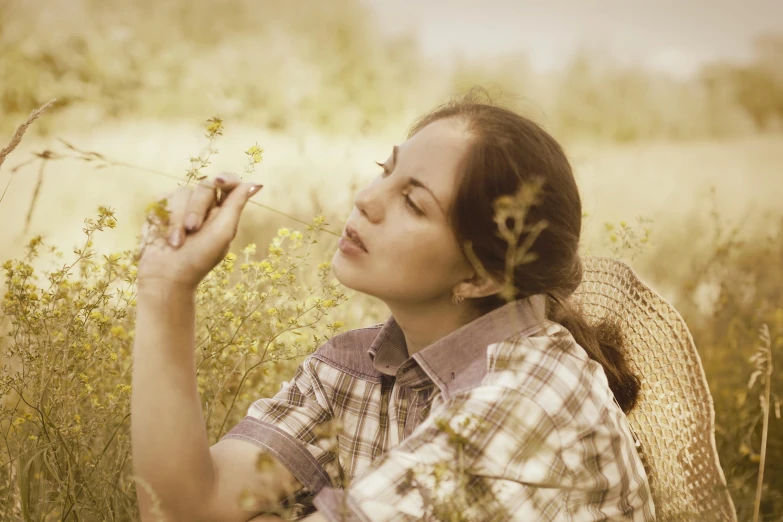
486, 320, 614, 431
308, 323, 386, 382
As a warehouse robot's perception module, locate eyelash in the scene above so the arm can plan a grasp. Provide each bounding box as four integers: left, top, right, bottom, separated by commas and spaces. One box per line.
375, 161, 423, 215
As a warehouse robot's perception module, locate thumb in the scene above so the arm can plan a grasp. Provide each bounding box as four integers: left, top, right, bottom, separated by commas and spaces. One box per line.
211, 182, 263, 236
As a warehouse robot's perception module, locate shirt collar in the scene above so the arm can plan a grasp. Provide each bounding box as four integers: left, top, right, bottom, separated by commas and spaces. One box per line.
367, 294, 547, 399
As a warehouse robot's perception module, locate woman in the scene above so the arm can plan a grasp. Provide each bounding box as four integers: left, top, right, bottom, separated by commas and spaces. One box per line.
131, 96, 656, 521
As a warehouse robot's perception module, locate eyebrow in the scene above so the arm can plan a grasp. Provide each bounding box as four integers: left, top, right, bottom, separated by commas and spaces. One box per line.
390, 145, 445, 213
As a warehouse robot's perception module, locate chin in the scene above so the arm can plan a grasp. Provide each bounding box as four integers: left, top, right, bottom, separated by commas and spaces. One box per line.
330, 250, 360, 289
330, 249, 379, 297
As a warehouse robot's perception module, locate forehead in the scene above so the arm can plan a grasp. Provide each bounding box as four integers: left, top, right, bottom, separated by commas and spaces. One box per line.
397, 118, 472, 206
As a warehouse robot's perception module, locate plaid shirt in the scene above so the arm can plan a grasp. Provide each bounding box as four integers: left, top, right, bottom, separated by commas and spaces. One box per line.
223, 295, 655, 521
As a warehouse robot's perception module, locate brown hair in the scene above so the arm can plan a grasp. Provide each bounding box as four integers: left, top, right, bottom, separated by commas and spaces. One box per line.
408, 92, 640, 413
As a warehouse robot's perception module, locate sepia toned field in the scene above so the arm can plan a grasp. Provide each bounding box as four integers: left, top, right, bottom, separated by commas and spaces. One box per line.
1, 0, 782, 519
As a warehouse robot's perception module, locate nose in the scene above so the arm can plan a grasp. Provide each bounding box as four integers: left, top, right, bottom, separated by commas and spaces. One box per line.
353, 178, 385, 224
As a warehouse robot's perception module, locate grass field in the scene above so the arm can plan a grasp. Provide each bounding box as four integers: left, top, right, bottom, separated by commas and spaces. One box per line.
1, 117, 782, 520
2, 120, 781, 264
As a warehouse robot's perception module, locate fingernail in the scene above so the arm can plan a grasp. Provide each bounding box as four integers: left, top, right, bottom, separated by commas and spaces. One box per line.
185, 213, 200, 231
169, 228, 183, 248
216, 176, 227, 185
248, 184, 263, 196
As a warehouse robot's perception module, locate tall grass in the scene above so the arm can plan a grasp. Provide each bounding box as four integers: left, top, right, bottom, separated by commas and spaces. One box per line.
640, 206, 783, 520
0, 113, 780, 519
0, 0, 781, 517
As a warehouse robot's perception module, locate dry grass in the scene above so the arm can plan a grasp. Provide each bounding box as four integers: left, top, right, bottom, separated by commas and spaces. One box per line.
0, 99, 56, 172
2, 122, 781, 267
0, 116, 780, 520
1, 0, 782, 517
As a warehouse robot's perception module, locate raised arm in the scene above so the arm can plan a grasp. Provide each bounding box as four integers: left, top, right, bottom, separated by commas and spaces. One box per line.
130, 174, 300, 521
132, 281, 301, 522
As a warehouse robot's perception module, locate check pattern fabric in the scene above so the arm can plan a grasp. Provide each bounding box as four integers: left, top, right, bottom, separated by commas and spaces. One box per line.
222, 294, 655, 521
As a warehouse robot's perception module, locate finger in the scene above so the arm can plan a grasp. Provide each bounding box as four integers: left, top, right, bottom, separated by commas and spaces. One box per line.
204, 206, 221, 226
185, 179, 220, 233
214, 171, 243, 195
166, 187, 192, 248
206, 182, 263, 241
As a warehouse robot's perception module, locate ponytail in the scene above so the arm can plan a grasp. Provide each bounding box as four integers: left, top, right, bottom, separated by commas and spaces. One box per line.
546, 293, 640, 413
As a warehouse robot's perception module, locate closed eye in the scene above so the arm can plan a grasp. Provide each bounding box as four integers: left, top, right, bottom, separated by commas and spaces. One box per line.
375, 161, 423, 216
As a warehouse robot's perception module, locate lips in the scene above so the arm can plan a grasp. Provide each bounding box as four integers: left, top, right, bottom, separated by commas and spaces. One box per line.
344, 224, 367, 252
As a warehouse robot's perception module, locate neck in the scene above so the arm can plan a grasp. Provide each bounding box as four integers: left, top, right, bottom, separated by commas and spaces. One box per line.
383, 296, 484, 357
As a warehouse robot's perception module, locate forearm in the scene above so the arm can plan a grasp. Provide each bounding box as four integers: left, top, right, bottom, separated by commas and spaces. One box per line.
131, 281, 214, 520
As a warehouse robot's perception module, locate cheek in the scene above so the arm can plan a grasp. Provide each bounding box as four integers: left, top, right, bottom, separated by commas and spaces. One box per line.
383, 228, 465, 282
331, 219, 468, 300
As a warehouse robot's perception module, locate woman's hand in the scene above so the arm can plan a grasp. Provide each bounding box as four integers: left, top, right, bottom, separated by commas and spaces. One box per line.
137, 172, 263, 291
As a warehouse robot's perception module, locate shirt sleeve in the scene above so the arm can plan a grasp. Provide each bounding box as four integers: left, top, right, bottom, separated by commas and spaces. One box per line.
313, 385, 564, 522
221, 355, 343, 514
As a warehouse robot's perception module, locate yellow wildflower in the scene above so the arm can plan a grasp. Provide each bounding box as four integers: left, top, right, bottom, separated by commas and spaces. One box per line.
245, 144, 264, 164
206, 116, 224, 137
110, 325, 126, 338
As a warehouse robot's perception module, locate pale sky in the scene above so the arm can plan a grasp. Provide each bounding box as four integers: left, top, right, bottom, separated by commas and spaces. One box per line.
362, 0, 783, 77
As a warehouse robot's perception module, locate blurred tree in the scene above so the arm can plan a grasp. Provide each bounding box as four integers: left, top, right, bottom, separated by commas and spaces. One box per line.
698, 32, 783, 132
0, 0, 426, 135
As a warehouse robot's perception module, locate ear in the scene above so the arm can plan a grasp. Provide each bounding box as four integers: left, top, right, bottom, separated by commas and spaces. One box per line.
454, 271, 505, 300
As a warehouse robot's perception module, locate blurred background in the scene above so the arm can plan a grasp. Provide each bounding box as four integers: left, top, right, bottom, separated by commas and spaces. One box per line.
1, 0, 782, 518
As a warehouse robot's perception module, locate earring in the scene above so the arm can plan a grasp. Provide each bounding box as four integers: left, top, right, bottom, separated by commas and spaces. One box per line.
452, 292, 465, 305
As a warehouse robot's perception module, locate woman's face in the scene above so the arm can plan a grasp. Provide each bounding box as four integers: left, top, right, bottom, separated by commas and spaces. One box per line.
331, 118, 475, 305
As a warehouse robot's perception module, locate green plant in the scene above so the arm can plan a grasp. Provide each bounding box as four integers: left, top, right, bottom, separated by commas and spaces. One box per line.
0, 113, 356, 520
0, 211, 351, 520
642, 207, 783, 521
